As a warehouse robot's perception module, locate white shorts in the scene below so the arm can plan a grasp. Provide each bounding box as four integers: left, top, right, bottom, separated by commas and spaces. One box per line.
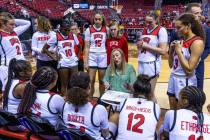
89, 52, 107, 69
138, 60, 161, 78
167, 74, 197, 99
0, 65, 8, 91
57, 59, 78, 69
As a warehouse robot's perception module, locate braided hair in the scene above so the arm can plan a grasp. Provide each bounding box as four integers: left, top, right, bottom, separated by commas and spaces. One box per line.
18, 66, 57, 114
133, 74, 151, 99
180, 86, 206, 137
3, 58, 31, 110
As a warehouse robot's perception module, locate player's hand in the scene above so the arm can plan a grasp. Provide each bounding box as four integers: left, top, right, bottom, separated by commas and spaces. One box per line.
49, 52, 58, 61
136, 40, 144, 49
42, 45, 49, 53
171, 40, 183, 53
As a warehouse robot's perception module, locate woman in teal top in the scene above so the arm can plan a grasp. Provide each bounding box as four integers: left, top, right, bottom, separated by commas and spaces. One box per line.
103, 48, 136, 93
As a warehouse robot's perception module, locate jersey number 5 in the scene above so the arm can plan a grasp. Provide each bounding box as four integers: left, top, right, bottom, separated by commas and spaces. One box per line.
95, 40, 102, 47
127, 113, 145, 133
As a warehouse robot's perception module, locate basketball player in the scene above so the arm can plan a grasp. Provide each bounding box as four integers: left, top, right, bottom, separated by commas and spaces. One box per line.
70, 22, 85, 71
167, 13, 204, 109
3, 58, 32, 114
84, 12, 109, 96
18, 67, 64, 126
109, 74, 160, 140
136, 10, 168, 102
62, 72, 111, 140
43, 20, 81, 95
0, 12, 31, 96
162, 86, 210, 140
31, 16, 57, 69
0, 12, 31, 65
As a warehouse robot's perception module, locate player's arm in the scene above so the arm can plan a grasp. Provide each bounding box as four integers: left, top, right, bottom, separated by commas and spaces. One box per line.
122, 37, 128, 62
161, 110, 174, 140
14, 19, 31, 36
176, 40, 204, 75
42, 34, 58, 60
168, 42, 175, 68
84, 29, 90, 71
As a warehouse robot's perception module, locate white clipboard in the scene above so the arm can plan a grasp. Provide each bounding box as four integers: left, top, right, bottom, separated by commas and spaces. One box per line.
101, 90, 132, 106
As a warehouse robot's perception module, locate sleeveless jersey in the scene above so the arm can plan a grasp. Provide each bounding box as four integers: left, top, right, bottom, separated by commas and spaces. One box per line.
168, 109, 210, 140
0, 31, 25, 66
89, 26, 107, 53
138, 25, 161, 62
30, 90, 60, 126
6, 79, 23, 114
117, 98, 160, 140
172, 36, 202, 76
56, 32, 78, 67
62, 102, 107, 140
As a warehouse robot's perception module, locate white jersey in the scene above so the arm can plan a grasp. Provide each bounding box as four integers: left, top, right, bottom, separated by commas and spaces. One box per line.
31, 31, 55, 61
138, 25, 168, 62
0, 19, 31, 66
6, 79, 23, 114
0, 65, 9, 91
0, 31, 25, 66
172, 36, 202, 76
85, 25, 107, 53
30, 89, 64, 126
117, 98, 160, 140
163, 109, 210, 140
62, 102, 109, 140
47, 32, 79, 68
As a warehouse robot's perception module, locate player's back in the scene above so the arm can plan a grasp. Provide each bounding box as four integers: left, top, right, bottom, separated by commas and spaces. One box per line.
117, 98, 160, 140
169, 109, 210, 140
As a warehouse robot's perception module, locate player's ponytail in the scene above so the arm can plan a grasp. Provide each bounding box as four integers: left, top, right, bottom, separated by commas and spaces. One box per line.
3, 58, 16, 110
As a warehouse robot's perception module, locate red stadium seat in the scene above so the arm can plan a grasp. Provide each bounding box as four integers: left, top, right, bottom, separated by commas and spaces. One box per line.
0, 127, 29, 140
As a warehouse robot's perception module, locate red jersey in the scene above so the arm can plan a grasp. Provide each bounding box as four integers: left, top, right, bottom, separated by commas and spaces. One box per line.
74, 34, 84, 60
106, 36, 128, 65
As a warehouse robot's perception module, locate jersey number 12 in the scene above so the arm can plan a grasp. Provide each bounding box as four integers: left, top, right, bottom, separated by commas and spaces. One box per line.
127, 113, 145, 133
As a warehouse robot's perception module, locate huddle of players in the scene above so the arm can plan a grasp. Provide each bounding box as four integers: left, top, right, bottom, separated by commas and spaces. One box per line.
0, 2, 210, 140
